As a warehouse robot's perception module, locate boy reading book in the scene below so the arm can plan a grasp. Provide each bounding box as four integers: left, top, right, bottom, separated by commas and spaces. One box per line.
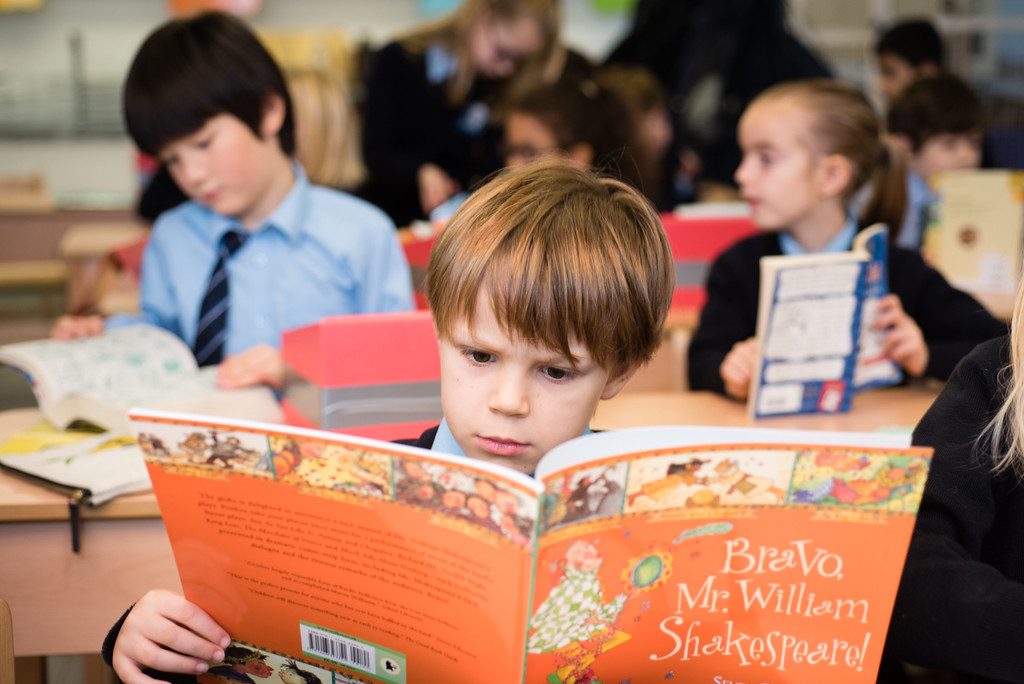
52, 11, 414, 391
102, 159, 676, 683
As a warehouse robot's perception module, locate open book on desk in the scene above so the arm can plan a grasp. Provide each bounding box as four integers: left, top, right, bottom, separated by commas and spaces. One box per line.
0, 431, 149, 506
130, 408, 931, 684
0, 323, 282, 434
750, 224, 902, 419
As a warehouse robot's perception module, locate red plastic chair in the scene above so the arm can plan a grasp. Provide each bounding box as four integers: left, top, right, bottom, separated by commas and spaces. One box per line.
281, 310, 441, 441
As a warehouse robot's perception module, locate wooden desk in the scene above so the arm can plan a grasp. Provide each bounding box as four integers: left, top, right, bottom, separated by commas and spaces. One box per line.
594, 385, 940, 433
0, 409, 180, 658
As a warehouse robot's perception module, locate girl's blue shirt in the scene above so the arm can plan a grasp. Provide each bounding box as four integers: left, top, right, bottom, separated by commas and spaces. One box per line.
779, 213, 858, 255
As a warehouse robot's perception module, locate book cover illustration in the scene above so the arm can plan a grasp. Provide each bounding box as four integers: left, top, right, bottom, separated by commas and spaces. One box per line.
528, 442, 929, 684
133, 411, 929, 684
925, 169, 1024, 294
751, 225, 900, 419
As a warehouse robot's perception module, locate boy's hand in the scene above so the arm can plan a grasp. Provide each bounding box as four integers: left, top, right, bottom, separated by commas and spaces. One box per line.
875, 294, 929, 377
720, 337, 759, 401
417, 163, 459, 215
111, 589, 229, 684
216, 344, 284, 389
51, 315, 104, 339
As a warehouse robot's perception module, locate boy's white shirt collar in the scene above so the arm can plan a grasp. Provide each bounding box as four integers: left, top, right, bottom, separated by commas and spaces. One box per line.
208, 161, 307, 243
430, 417, 464, 456
429, 417, 594, 460
779, 213, 858, 256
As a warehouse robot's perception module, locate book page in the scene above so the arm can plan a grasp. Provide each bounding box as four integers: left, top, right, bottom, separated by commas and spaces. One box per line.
0, 433, 149, 505
130, 409, 542, 684
55, 367, 283, 433
527, 426, 930, 684
0, 324, 198, 419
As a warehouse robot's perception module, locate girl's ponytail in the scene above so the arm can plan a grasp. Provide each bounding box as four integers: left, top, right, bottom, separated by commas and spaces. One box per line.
859, 138, 907, 237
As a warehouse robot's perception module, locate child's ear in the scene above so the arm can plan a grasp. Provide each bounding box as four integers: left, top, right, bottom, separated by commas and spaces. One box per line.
599, 362, 641, 401
818, 153, 853, 199
259, 92, 286, 140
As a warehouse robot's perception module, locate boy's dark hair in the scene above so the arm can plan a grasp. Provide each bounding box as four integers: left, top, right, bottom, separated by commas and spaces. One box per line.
124, 11, 295, 157
875, 19, 944, 68
887, 73, 983, 151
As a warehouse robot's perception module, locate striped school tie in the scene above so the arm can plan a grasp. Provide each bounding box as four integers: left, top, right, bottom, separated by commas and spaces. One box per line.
193, 229, 248, 366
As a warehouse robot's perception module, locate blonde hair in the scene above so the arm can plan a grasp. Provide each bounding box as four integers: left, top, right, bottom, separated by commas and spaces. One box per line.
285, 67, 366, 189
982, 277, 1024, 477
752, 78, 907, 232
426, 159, 674, 374
401, 0, 560, 105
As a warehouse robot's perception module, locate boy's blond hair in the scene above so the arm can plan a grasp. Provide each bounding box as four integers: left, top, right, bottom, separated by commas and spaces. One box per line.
427, 160, 674, 374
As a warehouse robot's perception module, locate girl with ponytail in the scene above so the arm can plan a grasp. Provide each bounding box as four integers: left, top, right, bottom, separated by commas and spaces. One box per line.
687, 78, 1004, 399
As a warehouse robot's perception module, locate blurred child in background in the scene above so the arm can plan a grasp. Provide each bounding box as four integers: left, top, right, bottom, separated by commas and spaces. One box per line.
594, 63, 681, 210
875, 18, 944, 106
359, 0, 560, 227
886, 72, 984, 249
52, 11, 413, 390
502, 77, 645, 195
687, 78, 1004, 399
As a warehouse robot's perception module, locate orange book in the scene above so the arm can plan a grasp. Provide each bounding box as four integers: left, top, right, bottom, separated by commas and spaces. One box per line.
130, 410, 931, 684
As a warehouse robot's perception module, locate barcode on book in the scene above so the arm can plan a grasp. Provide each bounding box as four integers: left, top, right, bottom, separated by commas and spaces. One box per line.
300, 623, 375, 674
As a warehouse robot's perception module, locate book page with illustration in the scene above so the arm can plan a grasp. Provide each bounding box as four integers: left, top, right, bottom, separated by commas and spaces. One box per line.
0, 324, 281, 432
130, 409, 543, 684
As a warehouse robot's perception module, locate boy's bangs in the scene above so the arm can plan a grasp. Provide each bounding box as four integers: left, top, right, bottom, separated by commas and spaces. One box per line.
480, 242, 589, 369
125, 72, 234, 156
475, 210, 645, 374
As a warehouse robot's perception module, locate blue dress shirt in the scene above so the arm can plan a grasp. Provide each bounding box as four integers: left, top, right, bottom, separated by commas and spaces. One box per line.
896, 170, 934, 250
109, 165, 414, 356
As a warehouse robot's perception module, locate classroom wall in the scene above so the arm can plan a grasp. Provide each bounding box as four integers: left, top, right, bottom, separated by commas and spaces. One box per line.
0, 0, 631, 203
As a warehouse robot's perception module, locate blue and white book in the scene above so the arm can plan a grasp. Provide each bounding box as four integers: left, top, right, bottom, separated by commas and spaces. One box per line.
749, 224, 901, 419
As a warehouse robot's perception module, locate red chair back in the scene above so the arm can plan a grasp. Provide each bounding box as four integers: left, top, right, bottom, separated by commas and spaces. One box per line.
281, 310, 441, 442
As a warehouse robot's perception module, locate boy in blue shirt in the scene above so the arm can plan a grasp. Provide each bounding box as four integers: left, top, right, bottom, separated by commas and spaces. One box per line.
102, 160, 675, 683
53, 11, 413, 390
887, 73, 984, 249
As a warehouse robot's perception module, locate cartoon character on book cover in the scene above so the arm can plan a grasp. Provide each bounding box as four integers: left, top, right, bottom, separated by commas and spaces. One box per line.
528, 540, 631, 683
